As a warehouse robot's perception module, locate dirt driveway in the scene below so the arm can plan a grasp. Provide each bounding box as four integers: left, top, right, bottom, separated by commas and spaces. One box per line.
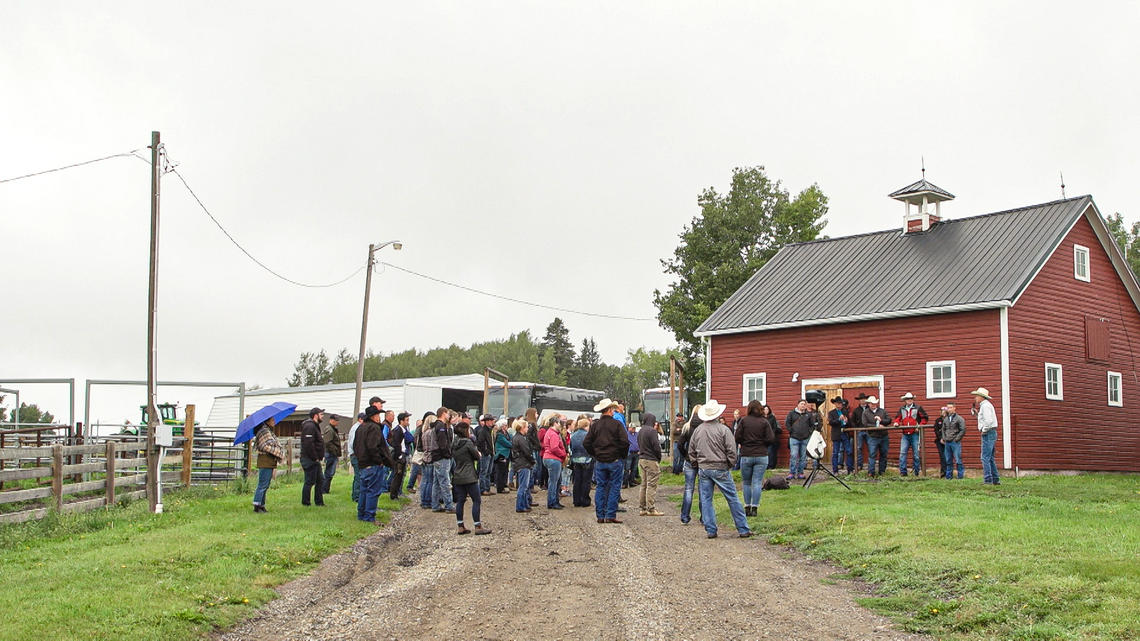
216, 486, 927, 641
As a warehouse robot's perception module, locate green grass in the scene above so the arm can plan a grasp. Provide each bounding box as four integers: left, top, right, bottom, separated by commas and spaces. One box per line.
669, 469, 1140, 640
0, 472, 396, 641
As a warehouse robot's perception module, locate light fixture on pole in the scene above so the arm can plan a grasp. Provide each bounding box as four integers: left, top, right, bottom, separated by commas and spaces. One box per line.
354, 240, 402, 419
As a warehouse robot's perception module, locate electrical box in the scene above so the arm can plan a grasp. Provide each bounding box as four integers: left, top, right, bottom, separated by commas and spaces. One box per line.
155, 423, 173, 447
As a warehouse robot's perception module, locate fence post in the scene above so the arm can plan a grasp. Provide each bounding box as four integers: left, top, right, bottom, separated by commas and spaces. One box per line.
105, 440, 117, 506
0, 432, 5, 491
181, 405, 196, 488
285, 439, 293, 475
52, 444, 64, 513
72, 424, 84, 483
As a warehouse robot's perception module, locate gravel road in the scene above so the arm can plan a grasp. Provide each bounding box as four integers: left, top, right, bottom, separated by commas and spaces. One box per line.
215, 486, 928, 641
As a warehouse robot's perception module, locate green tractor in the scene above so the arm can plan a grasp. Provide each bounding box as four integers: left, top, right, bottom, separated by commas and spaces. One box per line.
137, 403, 193, 436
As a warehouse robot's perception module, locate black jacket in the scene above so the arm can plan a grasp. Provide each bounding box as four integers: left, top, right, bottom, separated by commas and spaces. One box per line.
785, 410, 819, 441
827, 408, 850, 441
736, 414, 774, 457
511, 432, 535, 470
583, 416, 630, 463
354, 420, 395, 468
637, 425, 663, 462
388, 424, 407, 461
431, 421, 453, 459
299, 418, 325, 461
860, 407, 892, 437
452, 437, 480, 485
474, 424, 495, 457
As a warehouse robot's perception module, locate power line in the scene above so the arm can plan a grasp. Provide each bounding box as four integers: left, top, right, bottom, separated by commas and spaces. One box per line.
169, 167, 366, 288
379, 262, 656, 321
0, 149, 144, 184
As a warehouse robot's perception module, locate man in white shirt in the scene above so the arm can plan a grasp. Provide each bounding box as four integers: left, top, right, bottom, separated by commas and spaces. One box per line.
970, 387, 1000, 485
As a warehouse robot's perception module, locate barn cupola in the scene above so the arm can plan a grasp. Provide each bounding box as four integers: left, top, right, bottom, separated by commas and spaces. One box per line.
889, 173, 955, 233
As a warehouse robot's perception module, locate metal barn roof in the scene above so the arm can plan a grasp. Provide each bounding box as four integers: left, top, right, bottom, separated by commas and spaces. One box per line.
696, 196, 1098, 336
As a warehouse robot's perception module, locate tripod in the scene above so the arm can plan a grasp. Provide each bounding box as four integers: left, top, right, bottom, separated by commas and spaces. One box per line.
802, 455, 852, 490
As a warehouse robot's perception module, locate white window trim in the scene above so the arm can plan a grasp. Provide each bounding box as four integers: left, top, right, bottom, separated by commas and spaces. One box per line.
1108, 370, 1123, 407
926, 360, 957, 399
742, 372, 766, 405
1074, 244, 1090, 282
1045, 363, 1064, 401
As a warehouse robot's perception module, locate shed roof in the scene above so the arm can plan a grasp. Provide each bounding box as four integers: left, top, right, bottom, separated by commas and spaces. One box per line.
696, 195, 1103, 336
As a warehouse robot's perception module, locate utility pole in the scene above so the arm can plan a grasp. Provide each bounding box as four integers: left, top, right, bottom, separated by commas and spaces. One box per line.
146, 131, 161, 514
353, 240, 402, 419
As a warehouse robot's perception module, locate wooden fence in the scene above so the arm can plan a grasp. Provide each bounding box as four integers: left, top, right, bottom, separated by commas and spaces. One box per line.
0, 436, 303, 525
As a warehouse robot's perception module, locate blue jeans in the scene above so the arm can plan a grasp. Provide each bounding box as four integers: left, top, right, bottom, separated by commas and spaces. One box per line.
867, 434, 889, 475
323, 453, 338, 491
672, 442, 684, 475
981, 429, 1000, 483
944, 441, 964, 479
378, 465, 390, 493
419, 463, 435, 507
253, 467, 273, 506
515, 467, 533, 511
832, 433, 854, 473
406, 462, 420, 489
593, 459, 624, 520
681, 460, 698, 524
739, 455, 768, 507
544, 459, 563, 507
356, 465, 380, 522
788, 437, 807, 476
350, 456, 360, 501
898, 432, 920, 475
478, 454, 493, 493
697, 468, 750, 536
432, 459, 454, 510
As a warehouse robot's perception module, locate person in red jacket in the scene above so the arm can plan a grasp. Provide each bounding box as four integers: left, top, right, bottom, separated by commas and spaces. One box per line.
542, 418, 568, 510
895, 392, 929, 476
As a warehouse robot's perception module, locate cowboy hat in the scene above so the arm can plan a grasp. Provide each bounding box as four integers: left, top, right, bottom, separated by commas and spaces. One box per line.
854, 392, 869, 400
697, 400, 727, 422
593, 398, 620, 412
970, 387, 992, 399
900, 392, 915, 400
866, 395, 880, 404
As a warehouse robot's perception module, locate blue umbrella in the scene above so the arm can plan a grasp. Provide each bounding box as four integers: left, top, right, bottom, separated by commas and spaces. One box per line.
233, 402, 297, 444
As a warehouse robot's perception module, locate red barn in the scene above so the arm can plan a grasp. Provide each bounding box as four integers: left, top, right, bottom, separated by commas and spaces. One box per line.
695, 180, 1140, 474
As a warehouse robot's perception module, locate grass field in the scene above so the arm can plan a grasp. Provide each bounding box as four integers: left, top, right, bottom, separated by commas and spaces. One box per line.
0, 472, 394, 641
664, 468, 1139, 640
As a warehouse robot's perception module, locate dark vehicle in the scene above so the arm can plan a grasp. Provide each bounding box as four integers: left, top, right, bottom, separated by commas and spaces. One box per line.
486, 383, 605, 421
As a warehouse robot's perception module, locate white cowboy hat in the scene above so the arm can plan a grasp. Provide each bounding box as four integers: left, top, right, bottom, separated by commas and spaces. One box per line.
900, 392, 915, 400
697, 400, 727, 422
970, 387, 992, 399
866, 395, 880, 404
593, 398, 620, 412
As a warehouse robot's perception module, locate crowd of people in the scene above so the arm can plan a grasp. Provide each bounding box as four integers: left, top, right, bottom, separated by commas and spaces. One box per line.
248, 385, 1001, 534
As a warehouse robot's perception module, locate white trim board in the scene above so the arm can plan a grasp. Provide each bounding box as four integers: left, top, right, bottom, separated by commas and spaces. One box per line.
1000, 306, 1012, 469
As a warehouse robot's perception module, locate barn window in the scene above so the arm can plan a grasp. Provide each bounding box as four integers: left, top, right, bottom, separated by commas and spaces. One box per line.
1045, 363, 1064, 400
1074, 244, 1090, 282
926, 360, 956, 398
1108, 371, 1123, 407
742, 373, 766, 405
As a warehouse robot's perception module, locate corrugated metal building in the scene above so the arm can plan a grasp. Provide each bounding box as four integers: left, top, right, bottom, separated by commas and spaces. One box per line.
696, 182, 1140, 473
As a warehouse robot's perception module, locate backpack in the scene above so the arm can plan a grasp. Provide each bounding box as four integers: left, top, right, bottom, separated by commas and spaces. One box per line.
762, 475, 791, 490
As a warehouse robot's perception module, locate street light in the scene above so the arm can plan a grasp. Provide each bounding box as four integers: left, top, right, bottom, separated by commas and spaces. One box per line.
353, 240, 402, 419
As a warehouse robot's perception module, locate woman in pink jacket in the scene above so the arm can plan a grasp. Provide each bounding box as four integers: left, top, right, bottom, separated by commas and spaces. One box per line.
542, 419, 568, 510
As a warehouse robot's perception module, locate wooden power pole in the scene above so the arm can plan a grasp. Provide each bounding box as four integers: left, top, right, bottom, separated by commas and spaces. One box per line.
145, 131, 162, 514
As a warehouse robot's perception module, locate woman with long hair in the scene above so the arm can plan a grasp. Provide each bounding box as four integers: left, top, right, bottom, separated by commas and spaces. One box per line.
493, 418, 512, 493
541, 416, 568, 509
568, 416, 593, 507
736, 400, 773, 517
762, 404, 781, 469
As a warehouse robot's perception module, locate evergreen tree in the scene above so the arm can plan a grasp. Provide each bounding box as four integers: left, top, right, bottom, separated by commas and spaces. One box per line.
541, 317, 575, 378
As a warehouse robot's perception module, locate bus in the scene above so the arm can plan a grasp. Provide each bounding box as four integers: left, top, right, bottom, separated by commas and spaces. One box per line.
640, 387, 687, 431
485, 382, 606, 423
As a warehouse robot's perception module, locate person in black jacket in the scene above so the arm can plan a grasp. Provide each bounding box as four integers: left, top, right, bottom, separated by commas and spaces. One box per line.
430, 408, 454, 513
474, 414, 496, 496
736, 400, 774, 516
827, 397, 854, 475
299, 407, 326, 507
355, 406, 395, 523
583, 398, 629, 524
510, 419, 535, 513
387, 412, 411, 500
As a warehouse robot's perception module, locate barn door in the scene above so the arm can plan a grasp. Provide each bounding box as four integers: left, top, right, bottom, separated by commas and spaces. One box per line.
804, 386, 843, 455
804, 381, 881, 469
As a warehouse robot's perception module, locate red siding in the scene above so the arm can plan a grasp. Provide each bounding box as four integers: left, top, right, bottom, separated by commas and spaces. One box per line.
1007, 213, 1140, 471
710, 309, 1003, 471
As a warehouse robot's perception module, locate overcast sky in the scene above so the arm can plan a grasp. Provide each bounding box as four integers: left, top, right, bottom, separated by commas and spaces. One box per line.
3, 2, 1138, 429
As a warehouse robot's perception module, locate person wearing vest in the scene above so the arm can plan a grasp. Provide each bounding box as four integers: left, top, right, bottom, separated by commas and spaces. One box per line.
321, 414, 342, 494
895, 392, 929, 476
